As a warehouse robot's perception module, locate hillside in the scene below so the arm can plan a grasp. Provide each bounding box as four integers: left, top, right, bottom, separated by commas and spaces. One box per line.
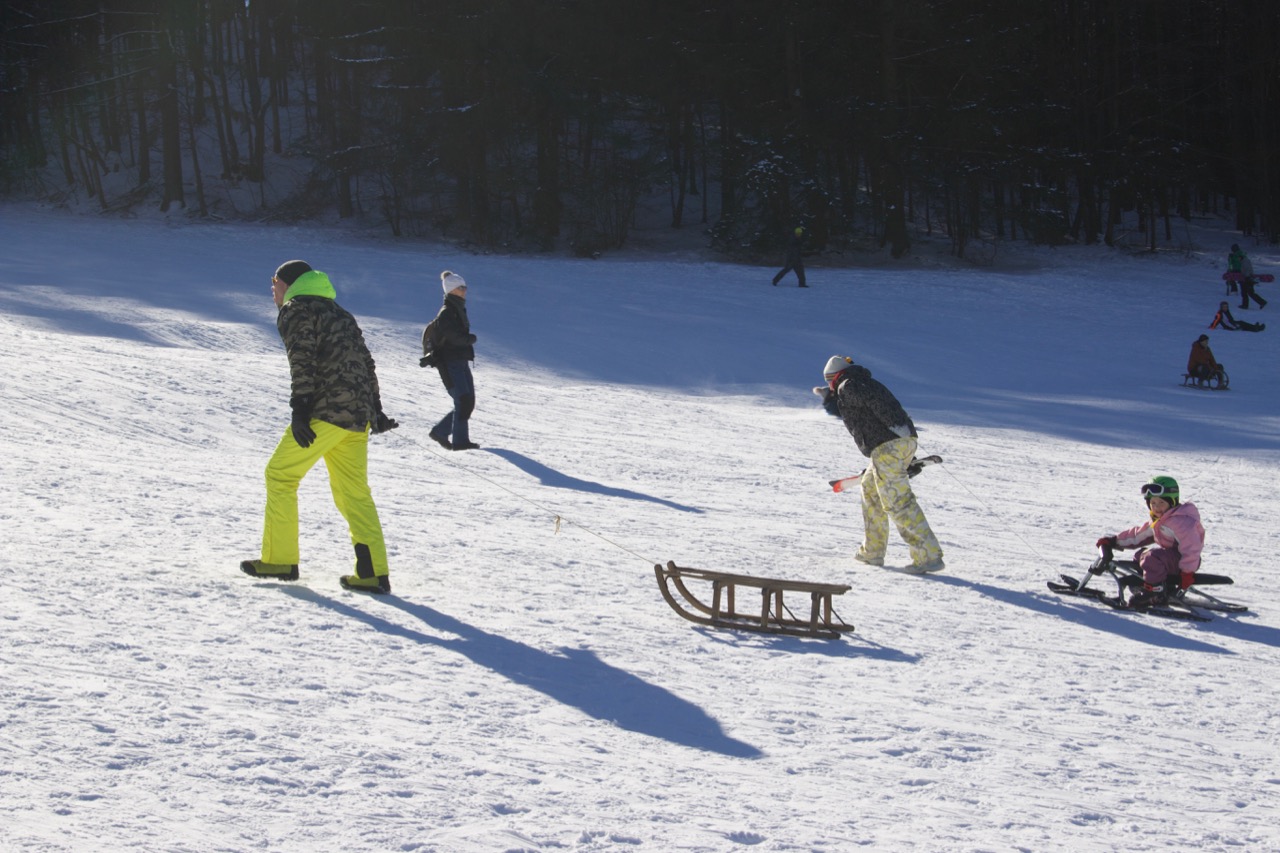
1, 207, 1278, 852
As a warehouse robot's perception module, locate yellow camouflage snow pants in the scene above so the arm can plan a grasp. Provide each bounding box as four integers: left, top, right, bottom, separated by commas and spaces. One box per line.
260, 420, 389, 577
857, 436, 942, 567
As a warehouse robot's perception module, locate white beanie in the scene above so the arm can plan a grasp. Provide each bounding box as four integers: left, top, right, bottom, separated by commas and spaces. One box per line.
441, 270, 467, 294
823, 355, 852, 379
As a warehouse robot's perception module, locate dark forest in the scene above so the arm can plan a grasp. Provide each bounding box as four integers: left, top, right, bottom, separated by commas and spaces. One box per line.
3, 0, 1277, 258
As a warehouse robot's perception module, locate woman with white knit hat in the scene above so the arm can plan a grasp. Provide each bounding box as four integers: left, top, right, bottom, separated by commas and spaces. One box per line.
426, 270, 480, 450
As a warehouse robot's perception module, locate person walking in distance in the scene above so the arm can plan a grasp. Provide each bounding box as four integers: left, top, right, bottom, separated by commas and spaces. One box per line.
1225, 243, 1244, 295
772, 226, 808, 288
824, 355, 944, 573
1231, 244, 1267, 310
427, 271, 480, 451
242, 260, 398, 594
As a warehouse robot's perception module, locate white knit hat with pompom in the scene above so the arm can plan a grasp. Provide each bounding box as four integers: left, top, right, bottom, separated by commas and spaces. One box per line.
441, 270, 467, 294
823, 355, 853, 379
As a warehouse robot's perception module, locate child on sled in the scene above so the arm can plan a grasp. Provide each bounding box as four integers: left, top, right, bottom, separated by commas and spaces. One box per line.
1187, 334, 1227, 386
1095, 476, 1204, 611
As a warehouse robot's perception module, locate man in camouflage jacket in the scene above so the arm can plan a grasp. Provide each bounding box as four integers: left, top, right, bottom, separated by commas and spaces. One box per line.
241, 260, 398, 593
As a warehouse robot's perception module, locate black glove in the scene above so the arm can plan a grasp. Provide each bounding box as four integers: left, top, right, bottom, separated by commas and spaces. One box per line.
291, 405, 316, 448
467, 333, 477, 344
1095, 536, 1117, 550
373, 412, 399, 434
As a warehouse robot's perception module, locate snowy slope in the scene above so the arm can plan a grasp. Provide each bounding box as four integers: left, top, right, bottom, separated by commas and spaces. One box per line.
2, 207, 1279, 852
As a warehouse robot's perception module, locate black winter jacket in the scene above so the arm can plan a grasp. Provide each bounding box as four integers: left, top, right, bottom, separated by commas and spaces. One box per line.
432, 293, 475, 362
834, 364, 917, 457
784, 231, 806, 264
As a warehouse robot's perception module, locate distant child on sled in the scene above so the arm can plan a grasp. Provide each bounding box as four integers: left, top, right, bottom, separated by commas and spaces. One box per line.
1095, 476, 1204, 611
1187, 334, 1226, 384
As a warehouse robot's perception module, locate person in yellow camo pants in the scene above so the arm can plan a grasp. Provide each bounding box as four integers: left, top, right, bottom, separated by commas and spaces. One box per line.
823, 354, 944, 573
261, 421, 388, 577
859, 436, 942, 569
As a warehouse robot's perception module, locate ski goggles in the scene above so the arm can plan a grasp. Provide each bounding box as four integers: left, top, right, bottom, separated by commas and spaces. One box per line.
1140, 483, 1175, 498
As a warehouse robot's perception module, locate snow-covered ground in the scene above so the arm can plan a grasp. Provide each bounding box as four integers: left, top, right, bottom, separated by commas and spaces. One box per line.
2, 207, 1278, 852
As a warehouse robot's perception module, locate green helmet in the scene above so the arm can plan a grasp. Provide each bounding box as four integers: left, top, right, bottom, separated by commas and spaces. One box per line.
1141, 475, 1180, 505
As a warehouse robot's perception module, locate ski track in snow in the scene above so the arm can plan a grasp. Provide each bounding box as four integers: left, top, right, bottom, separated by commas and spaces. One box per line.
2, 208, 1280, 851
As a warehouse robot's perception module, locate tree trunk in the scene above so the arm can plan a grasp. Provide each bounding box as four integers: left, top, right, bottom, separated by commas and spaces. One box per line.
158, 30, 184, 212
187, 85, 208, 217
533, 86, 561, 249
134, 76, 150, 187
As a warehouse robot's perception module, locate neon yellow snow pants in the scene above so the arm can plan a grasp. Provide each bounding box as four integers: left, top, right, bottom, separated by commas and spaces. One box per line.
260, 420, 389, 577
857, 436, 942, 567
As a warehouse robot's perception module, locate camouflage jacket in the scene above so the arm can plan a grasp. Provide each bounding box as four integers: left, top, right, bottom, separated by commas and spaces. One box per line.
277, 270, 381, 432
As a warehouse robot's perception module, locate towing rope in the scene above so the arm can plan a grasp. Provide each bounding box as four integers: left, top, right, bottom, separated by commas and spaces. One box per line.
936, 463, 1043, 560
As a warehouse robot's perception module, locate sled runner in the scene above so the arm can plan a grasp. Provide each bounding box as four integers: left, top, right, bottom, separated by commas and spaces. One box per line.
1047, 546, 1248, 622
654, 561, 855, 639
1223, 272, 1275, 283
1181, 371, 1229, 390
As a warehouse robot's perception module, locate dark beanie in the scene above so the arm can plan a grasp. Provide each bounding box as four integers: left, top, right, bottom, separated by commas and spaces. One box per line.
274, 260, 312, 285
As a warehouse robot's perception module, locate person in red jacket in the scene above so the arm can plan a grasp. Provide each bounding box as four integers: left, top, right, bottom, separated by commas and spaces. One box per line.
1186, 334, 1225, 384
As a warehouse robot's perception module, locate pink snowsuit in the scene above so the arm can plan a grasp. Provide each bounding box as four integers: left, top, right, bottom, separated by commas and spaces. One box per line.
1113, 502, 1204, 587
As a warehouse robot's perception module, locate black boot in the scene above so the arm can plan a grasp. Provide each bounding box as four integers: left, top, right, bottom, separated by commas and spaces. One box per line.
1127, 586, 1167, 611
241, 560, 299, 580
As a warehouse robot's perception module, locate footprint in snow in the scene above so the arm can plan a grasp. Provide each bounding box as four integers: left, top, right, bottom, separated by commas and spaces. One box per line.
725, 831, 765, 845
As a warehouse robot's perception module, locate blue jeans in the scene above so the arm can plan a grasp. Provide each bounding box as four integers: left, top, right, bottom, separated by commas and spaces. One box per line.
432, 360, 475, 446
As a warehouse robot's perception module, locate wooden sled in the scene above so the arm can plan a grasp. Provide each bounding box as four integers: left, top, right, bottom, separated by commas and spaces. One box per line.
1182, 370, 1229, 390
654, 561, 854, 639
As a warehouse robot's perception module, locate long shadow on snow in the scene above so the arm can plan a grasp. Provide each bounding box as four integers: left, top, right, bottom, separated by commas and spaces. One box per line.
277, 586, 761, 758
920, 575, 1232, 655
691, 627, 921, 662
0, 293, 180, 347
1200, 614, 1280, 649
486, 448, 703, 513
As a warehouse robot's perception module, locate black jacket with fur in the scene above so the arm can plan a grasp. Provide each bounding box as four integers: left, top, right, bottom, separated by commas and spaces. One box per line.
834, 364, 917, 457
432, 293, 475, 362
